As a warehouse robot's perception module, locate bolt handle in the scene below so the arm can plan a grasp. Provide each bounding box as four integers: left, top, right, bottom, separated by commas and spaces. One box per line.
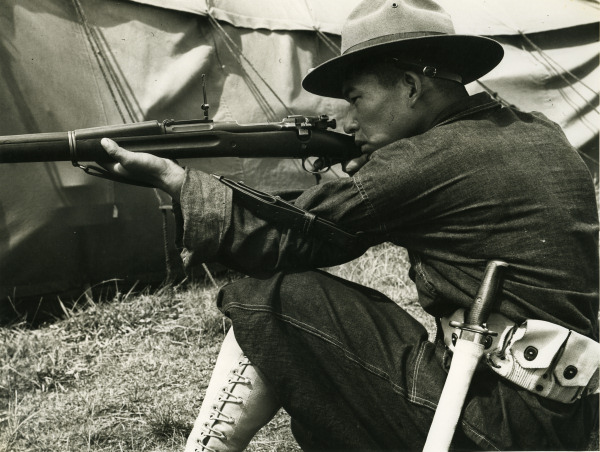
466, 260, 509, 326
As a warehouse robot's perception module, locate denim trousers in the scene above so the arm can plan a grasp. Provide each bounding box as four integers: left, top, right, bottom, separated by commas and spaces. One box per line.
217, 270, 596, 451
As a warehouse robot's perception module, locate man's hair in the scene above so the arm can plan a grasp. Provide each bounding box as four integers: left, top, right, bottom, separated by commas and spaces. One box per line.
348, 54, 467, 97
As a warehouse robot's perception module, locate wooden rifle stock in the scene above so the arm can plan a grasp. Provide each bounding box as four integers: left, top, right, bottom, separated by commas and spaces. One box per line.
0, 115, 359, 168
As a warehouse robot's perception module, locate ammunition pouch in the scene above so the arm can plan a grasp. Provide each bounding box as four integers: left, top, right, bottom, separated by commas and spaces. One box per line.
442, 309, 599, 404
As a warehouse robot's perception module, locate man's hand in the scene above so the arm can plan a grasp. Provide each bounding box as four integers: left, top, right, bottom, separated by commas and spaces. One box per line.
100, 138, 185, 202
342, 153, 369, 175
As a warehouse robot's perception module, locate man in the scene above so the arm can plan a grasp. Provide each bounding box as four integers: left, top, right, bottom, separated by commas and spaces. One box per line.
100, 0, 599, 450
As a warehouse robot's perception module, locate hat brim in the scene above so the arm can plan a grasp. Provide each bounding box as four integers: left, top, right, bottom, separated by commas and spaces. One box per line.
302, 35, 504, 99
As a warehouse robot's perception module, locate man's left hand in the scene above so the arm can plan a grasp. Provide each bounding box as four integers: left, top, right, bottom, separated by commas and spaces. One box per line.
100, 138, 185, 202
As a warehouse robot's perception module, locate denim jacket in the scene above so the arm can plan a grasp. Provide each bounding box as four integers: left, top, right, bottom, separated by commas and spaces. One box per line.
177, 92, 599, 340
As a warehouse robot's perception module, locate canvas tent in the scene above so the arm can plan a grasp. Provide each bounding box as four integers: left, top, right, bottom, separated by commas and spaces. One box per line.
0, 0, 598, 318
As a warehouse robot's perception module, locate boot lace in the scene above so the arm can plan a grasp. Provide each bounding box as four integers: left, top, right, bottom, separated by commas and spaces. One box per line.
195, 357, 253, 452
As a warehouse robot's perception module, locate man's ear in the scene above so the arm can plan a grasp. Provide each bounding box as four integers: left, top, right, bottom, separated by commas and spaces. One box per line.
402, 71, 423, 106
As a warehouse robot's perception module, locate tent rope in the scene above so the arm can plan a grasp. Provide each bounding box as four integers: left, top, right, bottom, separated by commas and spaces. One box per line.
71, 0, 190, 281
302, 0, 341, 54
206, 9, 295, 119
519, 31, 598, 98
91, 29, 144, 122
464, 2, 598, 158
518, 32, 599, 164
70, 0, 138, 123
518, 31, 599, 115
475, 80, 518, 109
205, 8, 310, 178
154, 190, 177, 282
461, 1, 598, 165
313, 27, 340, 54
207, 14, 278, 122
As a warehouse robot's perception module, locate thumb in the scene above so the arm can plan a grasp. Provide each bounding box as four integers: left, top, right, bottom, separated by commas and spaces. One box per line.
101, 137, 117, 152
100, 138, 127, 160
99, 137, 136, 174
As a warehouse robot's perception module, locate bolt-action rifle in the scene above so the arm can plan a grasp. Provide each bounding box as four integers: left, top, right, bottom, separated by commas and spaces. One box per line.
0, 114, 357, 181
0, 77, 359, 183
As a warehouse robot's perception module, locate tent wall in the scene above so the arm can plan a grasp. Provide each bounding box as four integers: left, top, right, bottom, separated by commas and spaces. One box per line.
126, 0, 599, 35
0, 0, 345, 312
125, 0, 599, 167
470, 25, 599, 167
0, 0, 597, 315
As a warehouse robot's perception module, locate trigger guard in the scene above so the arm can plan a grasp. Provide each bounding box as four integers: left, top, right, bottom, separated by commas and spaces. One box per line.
302, 158, 331, 174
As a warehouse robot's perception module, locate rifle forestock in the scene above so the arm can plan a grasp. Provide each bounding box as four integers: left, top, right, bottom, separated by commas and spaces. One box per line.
0, 117, 359, 164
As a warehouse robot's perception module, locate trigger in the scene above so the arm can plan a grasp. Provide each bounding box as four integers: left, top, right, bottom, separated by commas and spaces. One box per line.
302, 157, 331, 174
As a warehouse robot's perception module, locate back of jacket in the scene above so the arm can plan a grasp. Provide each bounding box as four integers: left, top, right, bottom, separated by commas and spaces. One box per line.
349, 93, 599, 338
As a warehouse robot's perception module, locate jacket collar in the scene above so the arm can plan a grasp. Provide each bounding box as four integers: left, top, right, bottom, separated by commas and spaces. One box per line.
432, 92, 501, 128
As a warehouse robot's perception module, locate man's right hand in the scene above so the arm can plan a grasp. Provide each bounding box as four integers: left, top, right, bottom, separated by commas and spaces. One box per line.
342, 153, 369, 175
100, 138, 185, 202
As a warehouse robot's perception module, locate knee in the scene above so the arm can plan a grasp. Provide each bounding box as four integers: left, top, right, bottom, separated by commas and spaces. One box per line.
217, 271, 328, 313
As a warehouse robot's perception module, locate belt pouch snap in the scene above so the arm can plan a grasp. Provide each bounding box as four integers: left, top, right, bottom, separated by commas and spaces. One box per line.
490, 320, 599, 403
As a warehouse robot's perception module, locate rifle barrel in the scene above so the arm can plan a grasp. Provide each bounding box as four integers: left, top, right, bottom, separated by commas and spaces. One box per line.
0, 124, 359, 164
0, 120, 164, 163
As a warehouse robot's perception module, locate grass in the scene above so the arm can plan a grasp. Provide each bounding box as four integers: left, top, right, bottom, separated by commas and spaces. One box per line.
2, 237, 599, 451
3, 180, 598, 452
0, 243, 431, 452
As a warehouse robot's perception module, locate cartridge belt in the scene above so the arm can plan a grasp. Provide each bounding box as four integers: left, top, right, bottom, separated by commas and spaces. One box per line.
214, 175, 361, 249
441, 309, 599, 404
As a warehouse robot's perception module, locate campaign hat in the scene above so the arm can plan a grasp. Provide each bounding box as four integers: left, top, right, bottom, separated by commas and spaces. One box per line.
302, 0, 504, 98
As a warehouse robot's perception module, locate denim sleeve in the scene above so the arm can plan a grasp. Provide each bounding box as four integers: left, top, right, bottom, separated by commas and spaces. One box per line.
178, 168, 233, 269
177, 168, 375, 276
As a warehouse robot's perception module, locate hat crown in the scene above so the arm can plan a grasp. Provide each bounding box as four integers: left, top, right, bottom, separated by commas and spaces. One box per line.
301, 0, 504, 98
342, 0, 455, 55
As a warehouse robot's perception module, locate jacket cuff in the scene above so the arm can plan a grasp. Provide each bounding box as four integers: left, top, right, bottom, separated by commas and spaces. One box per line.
178, 168, 232, 268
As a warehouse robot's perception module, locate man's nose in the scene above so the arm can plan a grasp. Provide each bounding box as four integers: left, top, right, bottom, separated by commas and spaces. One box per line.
343, 110, 359, 134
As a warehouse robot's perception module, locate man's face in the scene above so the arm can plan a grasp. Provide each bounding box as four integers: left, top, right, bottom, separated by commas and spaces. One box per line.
342, 71, 418, 156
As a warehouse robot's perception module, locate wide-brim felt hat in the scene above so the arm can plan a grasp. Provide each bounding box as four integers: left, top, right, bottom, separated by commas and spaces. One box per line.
302, 0, 504, 99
